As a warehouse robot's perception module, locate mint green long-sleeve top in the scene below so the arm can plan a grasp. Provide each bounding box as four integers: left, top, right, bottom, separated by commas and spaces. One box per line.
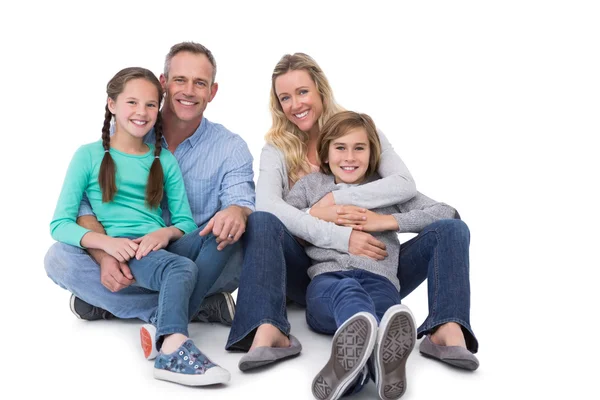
50, 141, 198, 247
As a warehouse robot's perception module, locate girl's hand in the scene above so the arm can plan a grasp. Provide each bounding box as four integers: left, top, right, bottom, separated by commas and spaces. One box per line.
132, 228, 176, 260
102, 238, 139, 262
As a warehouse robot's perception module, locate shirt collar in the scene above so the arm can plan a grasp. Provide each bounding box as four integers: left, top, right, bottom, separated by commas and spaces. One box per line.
145, 117, 208, 149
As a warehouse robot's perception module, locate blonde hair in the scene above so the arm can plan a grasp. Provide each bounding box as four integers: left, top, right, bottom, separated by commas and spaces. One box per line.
317, 111, 382, 180
266, 53, 344, 184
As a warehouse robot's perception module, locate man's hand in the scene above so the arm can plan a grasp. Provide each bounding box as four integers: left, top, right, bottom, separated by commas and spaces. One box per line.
99, 255, 135, 292
200, 205, 249, 250
348, 230, 388, 260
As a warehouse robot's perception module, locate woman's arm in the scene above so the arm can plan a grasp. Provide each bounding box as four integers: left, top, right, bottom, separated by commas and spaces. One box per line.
331, 129, 417, 208
256, 145, 352, 252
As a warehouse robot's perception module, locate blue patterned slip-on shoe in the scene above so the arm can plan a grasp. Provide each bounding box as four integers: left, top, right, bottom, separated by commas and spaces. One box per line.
373, 304, 416, 400
154, 339, 230, 386
312, 312, 378, 400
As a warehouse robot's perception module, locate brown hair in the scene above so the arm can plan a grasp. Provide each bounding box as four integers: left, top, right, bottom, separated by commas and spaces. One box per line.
317, 111, 382, 179
266, 53, 344, 184
164, 41, 217, 84
99, 67, 165, 208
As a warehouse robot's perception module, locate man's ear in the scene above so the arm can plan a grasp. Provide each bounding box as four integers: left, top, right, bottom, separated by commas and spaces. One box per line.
208, 82, 218, 102
160, 74, 167, 91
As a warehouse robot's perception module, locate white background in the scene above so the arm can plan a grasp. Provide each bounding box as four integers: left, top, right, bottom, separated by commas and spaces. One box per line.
1, 1, 598, 398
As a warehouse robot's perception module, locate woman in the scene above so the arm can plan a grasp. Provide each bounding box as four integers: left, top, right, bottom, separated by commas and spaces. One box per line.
226, 53, 478, 378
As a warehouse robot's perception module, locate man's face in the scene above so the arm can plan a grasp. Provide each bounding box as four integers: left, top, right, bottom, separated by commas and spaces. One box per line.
161, 51, 217, 123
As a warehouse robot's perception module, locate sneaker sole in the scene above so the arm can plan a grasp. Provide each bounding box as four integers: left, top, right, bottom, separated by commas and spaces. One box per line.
222, 292, 236, 322
154, 366, 231, 386
375, 305, 416, 400
312, 312, 377, 400
69, 294, 82, 319
140, 324, 158, 360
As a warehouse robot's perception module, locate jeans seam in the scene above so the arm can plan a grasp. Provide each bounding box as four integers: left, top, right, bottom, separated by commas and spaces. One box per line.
226, 318, 290, 351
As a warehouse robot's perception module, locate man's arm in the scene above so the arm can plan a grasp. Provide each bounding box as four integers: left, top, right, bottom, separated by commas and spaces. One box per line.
76, 215, 109, 264
77, 215, 135, 292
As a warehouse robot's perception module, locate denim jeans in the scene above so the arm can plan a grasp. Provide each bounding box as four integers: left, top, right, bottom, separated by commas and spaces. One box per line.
225, 212, 311, 351
305, 270, 400, 334
44, 225, 242, 323
397, 219, 478, 352
127, 249, 197, 341
226, 215, 477, 354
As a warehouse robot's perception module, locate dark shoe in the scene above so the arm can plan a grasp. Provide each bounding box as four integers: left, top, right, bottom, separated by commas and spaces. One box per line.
69, 294, 114, 321
312, 312, 378, 400
419, 335, 479, 371
194, 292, 235, 326
373, 304, 416, 400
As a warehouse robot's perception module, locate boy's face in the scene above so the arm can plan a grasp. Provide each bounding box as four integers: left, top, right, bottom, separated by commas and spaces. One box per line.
326, 127, 371, 184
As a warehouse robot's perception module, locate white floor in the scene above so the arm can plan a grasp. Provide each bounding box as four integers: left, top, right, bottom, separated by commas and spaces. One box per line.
21, 286, 488, 400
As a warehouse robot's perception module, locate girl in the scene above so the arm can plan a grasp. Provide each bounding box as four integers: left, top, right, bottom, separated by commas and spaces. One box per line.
285, 111, 457, 400
50, 67, 229, 386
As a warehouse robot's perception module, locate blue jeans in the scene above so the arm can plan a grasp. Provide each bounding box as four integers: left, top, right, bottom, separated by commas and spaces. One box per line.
226, 212, 311, 351
127, 249, 197, 341
306, 270, 400, 334
44, 225, 242, 323
226, 215, 477, 354
398, 219, 478, 352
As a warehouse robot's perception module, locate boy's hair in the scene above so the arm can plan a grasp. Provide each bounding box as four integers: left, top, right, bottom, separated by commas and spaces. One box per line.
164, 41, 217, 84
100, 67, 165, 208
317, 111, 382, 179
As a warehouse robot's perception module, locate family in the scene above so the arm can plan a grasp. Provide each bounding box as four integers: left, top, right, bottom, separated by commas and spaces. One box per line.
45, 41, 479, 399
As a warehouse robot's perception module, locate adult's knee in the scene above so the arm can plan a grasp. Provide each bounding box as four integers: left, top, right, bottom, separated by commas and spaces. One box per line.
44, 242, 84, 289
430, 219, 470, 242
246, 211, 284, 234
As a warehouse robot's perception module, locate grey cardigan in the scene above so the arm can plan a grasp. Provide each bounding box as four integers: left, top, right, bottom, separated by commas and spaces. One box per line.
285, 173, 458, 290
256, 130, 417, 252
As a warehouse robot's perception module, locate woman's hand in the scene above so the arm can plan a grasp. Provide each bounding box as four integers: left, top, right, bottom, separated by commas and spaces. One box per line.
348, 230, 388, 260
101, 237, 139, 262
132, 227, 179, 260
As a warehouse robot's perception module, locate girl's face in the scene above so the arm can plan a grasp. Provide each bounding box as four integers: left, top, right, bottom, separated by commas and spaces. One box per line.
326, 127, 371, 184
108, 78, 160, 140
274, 69, 323, 136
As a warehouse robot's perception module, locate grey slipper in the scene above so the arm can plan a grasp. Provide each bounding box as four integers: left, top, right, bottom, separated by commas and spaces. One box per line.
238, 335, 302, 371
419, 336, 479, 371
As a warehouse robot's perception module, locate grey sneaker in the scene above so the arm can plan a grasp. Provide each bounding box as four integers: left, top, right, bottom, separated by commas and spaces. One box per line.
194, 292, 235, 326
70, 294, 114, 321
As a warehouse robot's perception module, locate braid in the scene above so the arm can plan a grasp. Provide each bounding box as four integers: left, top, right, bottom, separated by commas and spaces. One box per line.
145, 112, 164, 208
98, 105, 117, 202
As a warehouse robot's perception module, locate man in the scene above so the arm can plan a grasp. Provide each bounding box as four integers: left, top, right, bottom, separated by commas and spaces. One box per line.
44, 42, 254, 331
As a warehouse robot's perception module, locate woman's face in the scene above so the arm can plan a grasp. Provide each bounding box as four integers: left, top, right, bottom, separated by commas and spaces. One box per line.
274, 69, 323, 136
